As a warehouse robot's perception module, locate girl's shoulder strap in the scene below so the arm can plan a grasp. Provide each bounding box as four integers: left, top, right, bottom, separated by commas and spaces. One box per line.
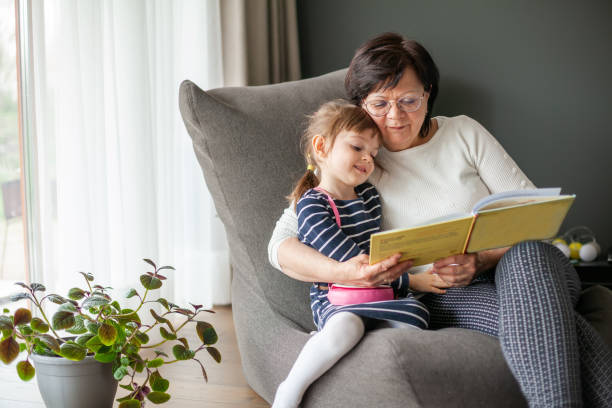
313, 187, 341, 227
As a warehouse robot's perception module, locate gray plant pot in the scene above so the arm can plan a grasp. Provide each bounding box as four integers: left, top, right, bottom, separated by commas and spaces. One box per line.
31, 353, 118, 408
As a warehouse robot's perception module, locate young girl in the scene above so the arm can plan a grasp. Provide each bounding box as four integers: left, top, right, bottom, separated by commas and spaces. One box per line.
272, 100, 450, 408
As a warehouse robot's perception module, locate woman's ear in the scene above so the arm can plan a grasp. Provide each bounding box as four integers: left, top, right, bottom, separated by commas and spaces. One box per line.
312, 135, 327, 158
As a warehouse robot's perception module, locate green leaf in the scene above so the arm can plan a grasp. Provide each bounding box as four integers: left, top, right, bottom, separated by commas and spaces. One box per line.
52, 311, 75, 330
66, 315, 87, 335
0, 337, 20, 364
67, 287, 87, 300
79, 271, 94, 282
82, 296, 110, 309
119, 383, 134, 391
30, 283, 45, 293
125, 288, 139, 298
134, 331, 149, 345
19, 343, 26, 352
98, 323, 118, 346
140, 275, 162, 290
156, 298, 170, 311
110, 301, 122, 313
0, 315, 13, 330
159, 327, 176, 340
46, 294, 68, 305
116, 309, 140, 326
146, 358, 164, 368
143, 258, 157, 269
150, 371, 170, 392
16, 360, 35, 381
196, 321, 218, 345
30, 317, 49, 333
57, 302, 78, 313
9, 292, 33, 302
94, 351, 117, 363
172, 344, 195, 361
19, 325, 33, 335
59, 342, 87, 361
36, 334, 60, 353
177, 337, 189, 349
206, 347, 221, 363
113, 365, 129, 380
75, 333, 95, 347
118, 399, 141, 408
154, 350, 169, 358
147, 391, 170, 404
149, 309, 167, 324
87, 321, 100, 334
13, 308, 32, 326
85, 335, 104, 353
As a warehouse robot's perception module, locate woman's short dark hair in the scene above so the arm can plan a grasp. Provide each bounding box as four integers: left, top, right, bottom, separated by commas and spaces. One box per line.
345, 33, 440, 138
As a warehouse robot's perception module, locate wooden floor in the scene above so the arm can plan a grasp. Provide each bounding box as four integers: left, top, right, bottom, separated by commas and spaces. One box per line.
0, 306, 269, 408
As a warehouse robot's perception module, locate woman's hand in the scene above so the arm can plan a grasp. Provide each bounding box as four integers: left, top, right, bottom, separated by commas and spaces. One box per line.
337, 253, 413, 287
432, 247, 509, 287
432, 253, 481, 287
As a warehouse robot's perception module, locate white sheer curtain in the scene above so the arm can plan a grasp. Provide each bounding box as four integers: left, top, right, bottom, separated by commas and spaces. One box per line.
27, 0, 230, 307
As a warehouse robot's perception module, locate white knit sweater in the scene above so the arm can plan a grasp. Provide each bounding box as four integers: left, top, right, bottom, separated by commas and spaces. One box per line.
268, 115, 535, 271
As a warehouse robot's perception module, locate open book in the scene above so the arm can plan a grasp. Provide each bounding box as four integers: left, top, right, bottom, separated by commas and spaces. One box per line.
369, 188, 575, 266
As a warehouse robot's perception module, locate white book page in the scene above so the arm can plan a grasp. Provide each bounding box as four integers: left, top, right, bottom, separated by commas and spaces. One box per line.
472, 188, 561, 212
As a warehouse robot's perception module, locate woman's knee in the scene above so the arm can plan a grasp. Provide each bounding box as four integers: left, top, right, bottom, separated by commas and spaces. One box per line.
498, 240, 580, 295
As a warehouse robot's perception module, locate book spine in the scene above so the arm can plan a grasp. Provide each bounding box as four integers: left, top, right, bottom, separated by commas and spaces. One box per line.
462, 214, 479, 254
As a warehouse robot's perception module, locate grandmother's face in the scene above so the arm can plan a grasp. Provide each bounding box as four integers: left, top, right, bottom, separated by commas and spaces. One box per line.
362, 68, 429, 152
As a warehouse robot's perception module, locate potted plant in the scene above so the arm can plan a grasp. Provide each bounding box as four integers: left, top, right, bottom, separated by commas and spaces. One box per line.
0, 259, 221, 408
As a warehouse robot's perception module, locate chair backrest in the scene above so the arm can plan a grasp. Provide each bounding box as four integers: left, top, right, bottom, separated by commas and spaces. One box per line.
179, 70, 347, 329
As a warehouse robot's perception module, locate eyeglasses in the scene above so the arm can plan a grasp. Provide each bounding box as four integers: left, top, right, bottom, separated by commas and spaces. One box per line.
363, 93, 425, 117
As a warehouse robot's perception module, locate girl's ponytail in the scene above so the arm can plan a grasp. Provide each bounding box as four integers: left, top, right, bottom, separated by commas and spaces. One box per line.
287, 164, 319, 210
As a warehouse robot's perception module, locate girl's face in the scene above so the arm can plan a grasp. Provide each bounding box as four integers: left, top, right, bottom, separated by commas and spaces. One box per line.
363, 68, 430, 152
315, 128, 379, 196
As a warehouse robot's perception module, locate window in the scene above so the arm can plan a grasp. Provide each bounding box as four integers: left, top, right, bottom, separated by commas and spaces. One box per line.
0, 0, 27, 309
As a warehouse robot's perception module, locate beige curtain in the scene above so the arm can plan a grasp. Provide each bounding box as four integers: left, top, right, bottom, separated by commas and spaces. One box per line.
220, 0, 301, 86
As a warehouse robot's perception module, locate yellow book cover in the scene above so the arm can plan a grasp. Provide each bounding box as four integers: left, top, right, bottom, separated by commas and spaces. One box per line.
369, 188, 575, 266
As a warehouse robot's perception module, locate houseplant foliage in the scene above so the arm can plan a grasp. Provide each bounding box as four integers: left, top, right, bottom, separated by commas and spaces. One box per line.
0, 259, 221, 407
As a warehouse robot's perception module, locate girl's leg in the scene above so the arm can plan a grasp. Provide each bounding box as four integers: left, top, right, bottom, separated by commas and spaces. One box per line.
272, 312, 365, 408
496, 241, 612, 408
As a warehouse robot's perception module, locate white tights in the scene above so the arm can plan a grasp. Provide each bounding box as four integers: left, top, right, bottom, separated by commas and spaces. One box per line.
272, 313, 416, 408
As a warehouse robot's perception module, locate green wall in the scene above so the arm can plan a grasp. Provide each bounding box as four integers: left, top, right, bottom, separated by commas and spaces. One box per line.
297, 0, 612, 252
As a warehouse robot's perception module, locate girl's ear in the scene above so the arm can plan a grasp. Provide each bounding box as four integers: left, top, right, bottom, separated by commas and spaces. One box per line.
312, 134, 327, 158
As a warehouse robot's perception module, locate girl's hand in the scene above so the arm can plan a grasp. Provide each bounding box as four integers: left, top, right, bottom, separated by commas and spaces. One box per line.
338, 253, 413, 287
409, 270, 452, 294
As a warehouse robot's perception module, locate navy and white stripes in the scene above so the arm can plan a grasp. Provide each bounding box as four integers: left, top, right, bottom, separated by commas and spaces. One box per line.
297, 183, 429, 331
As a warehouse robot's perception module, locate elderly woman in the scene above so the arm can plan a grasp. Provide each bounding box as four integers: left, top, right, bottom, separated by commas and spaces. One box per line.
268, 33, 612, 407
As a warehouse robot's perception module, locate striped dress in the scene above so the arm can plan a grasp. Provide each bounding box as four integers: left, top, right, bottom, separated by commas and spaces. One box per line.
297, 182, 429, 331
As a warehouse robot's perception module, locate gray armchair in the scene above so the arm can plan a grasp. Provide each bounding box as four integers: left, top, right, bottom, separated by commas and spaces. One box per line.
179, 69, 580, 407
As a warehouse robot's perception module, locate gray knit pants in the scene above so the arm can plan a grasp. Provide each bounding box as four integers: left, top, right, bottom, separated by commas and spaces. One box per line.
420, 241, 612, 407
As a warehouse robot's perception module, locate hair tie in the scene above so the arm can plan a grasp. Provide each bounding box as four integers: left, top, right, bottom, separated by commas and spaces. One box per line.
307, 164, 315, 171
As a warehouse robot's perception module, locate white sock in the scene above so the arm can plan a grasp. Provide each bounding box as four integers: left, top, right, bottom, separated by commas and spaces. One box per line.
272, 312, 365, 408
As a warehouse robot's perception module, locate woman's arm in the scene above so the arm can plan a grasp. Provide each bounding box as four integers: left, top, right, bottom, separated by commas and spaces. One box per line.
279, 237, 413, 286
